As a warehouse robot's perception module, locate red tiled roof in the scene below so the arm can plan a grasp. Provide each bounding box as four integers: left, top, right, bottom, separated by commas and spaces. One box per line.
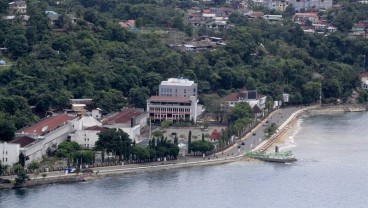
148, 96, 192, 102
18, 114, 74, 136
102, 109, 144, 124
222, 92, 239, 102
210, 129, 221, 140
119, 20, 135, 28
9, 136, 36, 147
84, 126, 110, 132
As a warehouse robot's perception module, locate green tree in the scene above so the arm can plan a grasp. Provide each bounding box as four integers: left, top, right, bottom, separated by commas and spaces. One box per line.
15, 169, 29, 186
27, 160, 40, 171
188, 130, 192, 154
96, 128, 132, 161
190, 140, 214, 155
129, 87, 150, 109
228, 102, 253, 123
18, 153, 26, 167
0, 112, 16, 142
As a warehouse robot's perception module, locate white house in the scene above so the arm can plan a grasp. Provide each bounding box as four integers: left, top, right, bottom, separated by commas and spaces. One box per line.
70, 126, 109, 149
101, 108, 148, 141
15, 114, 75, 165
223, 90, 267, 110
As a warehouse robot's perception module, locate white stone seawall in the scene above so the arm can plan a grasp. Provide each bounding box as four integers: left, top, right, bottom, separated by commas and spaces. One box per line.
253, 109, 306, 152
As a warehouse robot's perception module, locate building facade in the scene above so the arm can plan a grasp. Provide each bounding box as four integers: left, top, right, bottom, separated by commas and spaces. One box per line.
159, 78, 198, 98
70, 126, 109, 149
0, 142, 20, 166
147, 96, 198, 123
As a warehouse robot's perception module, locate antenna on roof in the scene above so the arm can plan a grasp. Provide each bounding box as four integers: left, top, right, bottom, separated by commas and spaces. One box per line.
41, 126, 48, 133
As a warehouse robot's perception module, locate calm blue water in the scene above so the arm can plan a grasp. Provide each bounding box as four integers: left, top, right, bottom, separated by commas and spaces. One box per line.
1, 112, 368, 208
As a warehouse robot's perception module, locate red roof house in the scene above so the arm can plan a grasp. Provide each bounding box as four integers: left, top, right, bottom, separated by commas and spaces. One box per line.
210, 129, 221, 142
102, 108, 145, 124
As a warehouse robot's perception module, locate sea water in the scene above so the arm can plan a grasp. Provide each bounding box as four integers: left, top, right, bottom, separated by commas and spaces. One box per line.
1, 112, 368, 208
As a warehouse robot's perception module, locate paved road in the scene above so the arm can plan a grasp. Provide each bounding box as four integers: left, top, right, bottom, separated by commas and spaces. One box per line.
1, 107, 302, 180
216, 106, 301, 158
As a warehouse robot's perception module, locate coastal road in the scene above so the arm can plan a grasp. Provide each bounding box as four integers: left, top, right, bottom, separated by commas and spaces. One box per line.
216, 106, 301, 158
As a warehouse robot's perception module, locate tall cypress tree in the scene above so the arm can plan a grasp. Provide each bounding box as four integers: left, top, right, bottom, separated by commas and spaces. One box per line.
188, 130, 192, 154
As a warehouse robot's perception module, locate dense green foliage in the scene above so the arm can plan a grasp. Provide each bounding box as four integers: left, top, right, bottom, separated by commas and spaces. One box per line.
95, 128, 131, 161
15, 169, 29, 186
95, 128, 179, 162
0, 0, 367, 133
190, 140, 214, 155
56, 141, 94, 165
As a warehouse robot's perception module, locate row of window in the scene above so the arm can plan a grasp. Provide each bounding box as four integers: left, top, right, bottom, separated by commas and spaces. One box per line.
2, 158, 8, 162
2, 151, 8, 155
161, 88, 173, 93
150, 107, 190, 113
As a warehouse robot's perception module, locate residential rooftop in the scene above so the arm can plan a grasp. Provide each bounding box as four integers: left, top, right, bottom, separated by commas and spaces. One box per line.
102, 108, 145, 124
9, 135, 36, 147
84, 126, 110, 131
18, 114, 74, 136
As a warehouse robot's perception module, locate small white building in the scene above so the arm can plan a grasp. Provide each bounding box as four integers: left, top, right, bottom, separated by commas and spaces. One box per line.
72, 115, 102, 131
70, 126, 109, 149
101, 108, 148, 141
223, 90, 267, 110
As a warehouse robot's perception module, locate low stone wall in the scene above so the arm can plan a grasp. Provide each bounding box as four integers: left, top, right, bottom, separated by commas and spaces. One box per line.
97, 157, 238, 178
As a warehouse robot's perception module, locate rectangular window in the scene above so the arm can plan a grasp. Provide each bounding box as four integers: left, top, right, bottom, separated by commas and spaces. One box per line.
5, 158, 7, 162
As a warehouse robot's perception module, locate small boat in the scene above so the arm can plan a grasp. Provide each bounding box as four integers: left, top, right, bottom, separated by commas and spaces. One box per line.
244, 151, 297, 163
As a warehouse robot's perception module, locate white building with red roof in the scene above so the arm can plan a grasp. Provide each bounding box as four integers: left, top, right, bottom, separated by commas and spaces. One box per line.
101, 108, 148, 141
12, 114, 75, 165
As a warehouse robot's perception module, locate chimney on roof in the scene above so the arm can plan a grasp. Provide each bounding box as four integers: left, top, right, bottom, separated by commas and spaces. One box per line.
131, 117, 135, 127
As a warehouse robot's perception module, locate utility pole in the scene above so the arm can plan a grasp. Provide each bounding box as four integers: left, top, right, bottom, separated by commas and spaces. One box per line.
319, 82, 322, 105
